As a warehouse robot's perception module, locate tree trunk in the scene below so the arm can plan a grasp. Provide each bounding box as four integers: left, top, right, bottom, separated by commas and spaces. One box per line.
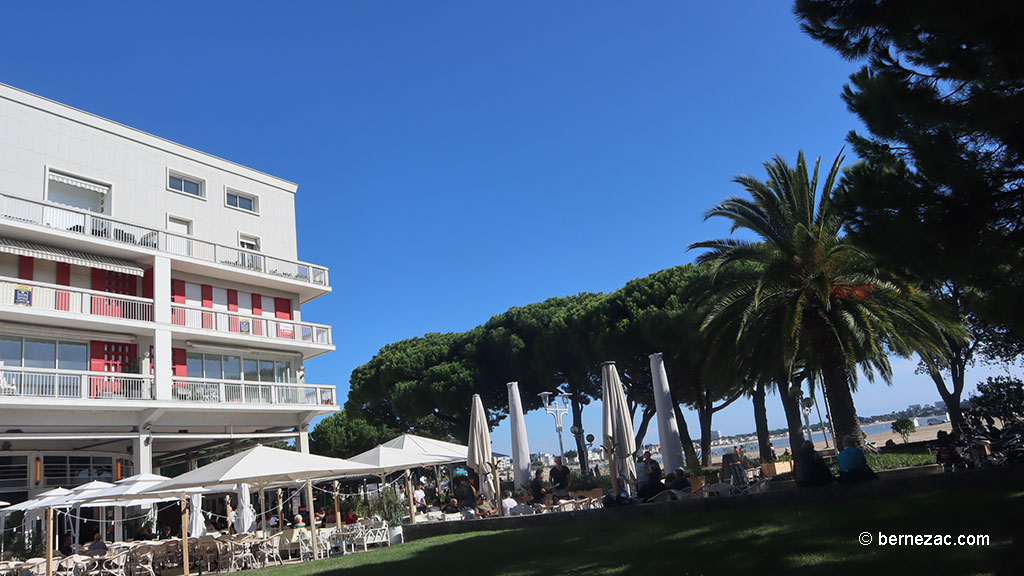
820, 359, 863, 447
568, 393, 590, 477
752, 381, 772, 462
633, 406, 656, 448
673, 402, 699, 470
697, 396, 713, 466
928, 344, 968, 431
778, 381, 808, 482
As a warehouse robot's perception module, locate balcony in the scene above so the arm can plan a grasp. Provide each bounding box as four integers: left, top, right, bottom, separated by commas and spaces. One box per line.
0, 193, 329, 288
0, 367, 153, 400
0, 367, 338, 407
172, 377, 337, 406
170, 304, 332, 346
0, 277, 154, 322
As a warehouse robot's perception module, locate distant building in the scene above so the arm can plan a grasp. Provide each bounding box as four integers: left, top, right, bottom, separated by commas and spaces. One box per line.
710, 430, 722, 441
909, 404, 922, 411
934, 401, 946, 409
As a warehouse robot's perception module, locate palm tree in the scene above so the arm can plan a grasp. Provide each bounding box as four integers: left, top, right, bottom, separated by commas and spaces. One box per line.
690, 151, 958, 445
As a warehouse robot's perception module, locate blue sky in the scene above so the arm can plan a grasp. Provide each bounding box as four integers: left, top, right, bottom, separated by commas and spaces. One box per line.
1, 2, 1015, 455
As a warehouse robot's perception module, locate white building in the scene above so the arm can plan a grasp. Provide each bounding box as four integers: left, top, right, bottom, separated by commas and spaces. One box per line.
0, 83, 337, 505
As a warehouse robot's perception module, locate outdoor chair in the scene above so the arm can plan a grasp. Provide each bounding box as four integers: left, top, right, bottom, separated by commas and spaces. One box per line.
98, 548, 132, 576
126, 545, 156, 576
255, 533, 284, 567
226, 538, 257, 571
297, 532, 327, 562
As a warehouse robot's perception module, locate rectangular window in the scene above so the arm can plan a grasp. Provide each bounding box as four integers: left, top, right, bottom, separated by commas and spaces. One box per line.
57, 342, 88, 371
0, 337, 22, 367
43, 455, 69, 486
275, 361, 292, 383
239, 234, 260, 252
226, 190, 259, 214
242, 358, 259, 381
168, 172, 204, 198
223, 355, 241, 380
186, 353, 204, 379
23, 340, 56, 369
47, 170, 108, 214
204, 355, 222, 380
258, 360, 275, 382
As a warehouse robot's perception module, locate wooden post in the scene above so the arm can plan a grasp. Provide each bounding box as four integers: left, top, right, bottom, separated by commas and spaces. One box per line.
404, 470, 416, 524
276, 489, 283, 535
491, 458, 501, 514
258, 488, 267, 538
333, 481, 341, 531
45, 507, 53, 576
180, 493, 190, 576
226, 496, 234, 536
305, 480, 318, 561
609, 451, 618, 495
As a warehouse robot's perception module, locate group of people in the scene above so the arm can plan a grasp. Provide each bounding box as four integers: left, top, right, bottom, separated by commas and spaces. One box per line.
528, 456, 573, 505
796, 435, 877, 486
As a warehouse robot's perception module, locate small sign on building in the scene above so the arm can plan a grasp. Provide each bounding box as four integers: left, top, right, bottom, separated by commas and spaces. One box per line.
13, 285, 32, 306
278, 323, 294, 339
239, 320, 251, 334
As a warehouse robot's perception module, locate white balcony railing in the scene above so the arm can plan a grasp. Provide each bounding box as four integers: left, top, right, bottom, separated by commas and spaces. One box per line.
0, 193, 329, 287
0, 277, 154, 322
172, 377, 337, 406
170, 304, 332, 345
0, 367, 153, 400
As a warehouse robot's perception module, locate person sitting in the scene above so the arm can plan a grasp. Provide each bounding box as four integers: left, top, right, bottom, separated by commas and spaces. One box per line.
795, 440, 835, 487
135, 526, 154, 540
88, 532, 108, 552
59, 535, 75, 556
602, 477, 634, 507
454, 478, 476, 508
667, 468, 692, 493
475, 494, 496, 518
158, 525, 174, 540
441, 498, 461, 514
291, 514, 307, 528
343, 508, 359, 525
638, 464, 667, 501
500, 490, 518, 516
934, 430, 962, 473
721, 449, 749, 488
528, 469, 549, 506
838, 435, 876, 483
325, 509, 337, 526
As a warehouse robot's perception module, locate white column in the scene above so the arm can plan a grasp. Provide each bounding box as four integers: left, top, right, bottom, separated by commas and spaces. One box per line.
297, 423, 310, 454
153, 256, 171, 324
153, 330, 172, 400
133, 433, 153, 475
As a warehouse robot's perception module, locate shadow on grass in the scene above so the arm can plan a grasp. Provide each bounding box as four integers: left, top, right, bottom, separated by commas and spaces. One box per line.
251, 476, 1023, 576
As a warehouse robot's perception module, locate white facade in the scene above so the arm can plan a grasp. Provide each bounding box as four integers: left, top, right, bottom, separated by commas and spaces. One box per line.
0, 83, 337, 505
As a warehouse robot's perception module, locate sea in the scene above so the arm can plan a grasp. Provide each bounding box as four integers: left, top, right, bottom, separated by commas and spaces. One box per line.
704, 421, 896, 456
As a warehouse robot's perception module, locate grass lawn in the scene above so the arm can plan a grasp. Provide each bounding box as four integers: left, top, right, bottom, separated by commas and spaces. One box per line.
252, 475, 1022, 576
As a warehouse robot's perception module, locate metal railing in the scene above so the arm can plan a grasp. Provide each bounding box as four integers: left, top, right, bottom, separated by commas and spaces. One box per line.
170, 304, 332, 345
0, 193, 330, 287
0, 277, 154, 322
0, 367, 153, 400
171, 377, 337, 405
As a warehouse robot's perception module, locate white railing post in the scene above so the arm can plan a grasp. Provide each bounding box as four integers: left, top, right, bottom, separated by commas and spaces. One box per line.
81, 374, 89, 399
219, 381, 225, 402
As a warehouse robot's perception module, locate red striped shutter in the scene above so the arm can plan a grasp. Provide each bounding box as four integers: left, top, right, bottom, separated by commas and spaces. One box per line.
251, 294, 263, 335
17, 256, 33, 280
56, 263, 71, 285
227, 289, 239, 332
274, 298, 292, 320
201, 285, 214, 329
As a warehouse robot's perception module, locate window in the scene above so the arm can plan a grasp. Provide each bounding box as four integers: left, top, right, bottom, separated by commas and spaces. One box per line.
186, 353, 204, 378
167, 216, 192, 236
226, 190, 259, 214
47, 169, 108, 213
239, 234, 260, 252
0, 337, 88, 370
242, 358, 259, 381
23, 340, 56, 369
223, 356, 241, 380
57, 342, 88, 371
0, 337, 22, 367
168, 172, 204, 198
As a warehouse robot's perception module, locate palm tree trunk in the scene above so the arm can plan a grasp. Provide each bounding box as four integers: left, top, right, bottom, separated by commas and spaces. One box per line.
820, 360, 863, 446
752, 381, 772, 462
778, 381, 808, 481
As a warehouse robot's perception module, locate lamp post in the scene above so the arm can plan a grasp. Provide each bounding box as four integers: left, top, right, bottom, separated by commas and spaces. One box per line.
539, 391, 572, 461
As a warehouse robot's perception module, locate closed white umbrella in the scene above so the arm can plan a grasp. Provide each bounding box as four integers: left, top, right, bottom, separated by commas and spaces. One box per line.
188, 494, 205, 537
467, 394, 495, 501
650, 353, 685, 475
234, 484, 255, 533
602, 361, 637, 496
507, 381, 531, 491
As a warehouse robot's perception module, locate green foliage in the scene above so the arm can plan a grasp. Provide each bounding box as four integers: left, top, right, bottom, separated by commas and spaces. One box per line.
309, 412, 393, 458
570, 473, 611, 491
965, 376, 1024, 426
795, 0, 1024, 336
564, 449, 578, 461
891, 417, 916, 443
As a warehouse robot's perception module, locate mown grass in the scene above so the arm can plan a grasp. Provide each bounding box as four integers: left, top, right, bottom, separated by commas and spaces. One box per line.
250, 475, 1023, 576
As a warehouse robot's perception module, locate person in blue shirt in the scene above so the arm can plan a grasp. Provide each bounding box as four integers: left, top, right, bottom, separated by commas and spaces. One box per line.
838, 435, 876, 483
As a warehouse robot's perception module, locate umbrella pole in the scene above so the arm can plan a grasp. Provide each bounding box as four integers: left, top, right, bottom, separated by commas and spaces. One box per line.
333, 481, 341, 531
609, 451, 618, 495
491, 458, 501, 514
226, 495, 234, 536
258, 487, 267, 538
404, 469, 416, 524
305, 480, 318, 560
275, 489, 283, 535
180, 493, 189, 576
45, 507, 53, 576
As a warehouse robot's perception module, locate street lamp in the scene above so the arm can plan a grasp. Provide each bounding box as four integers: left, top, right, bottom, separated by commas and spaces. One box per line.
539, 391, 572, 461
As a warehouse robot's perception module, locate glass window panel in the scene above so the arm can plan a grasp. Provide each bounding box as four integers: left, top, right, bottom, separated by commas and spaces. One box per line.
91, 457, 112, 481
23, 340, 56, 369
227, 193, 238, 207
258, 360, 275, 382
57, 342, 88, 371
238, 196, 254, 211
223, 356, 241, 380
169, 176, 183, 191
0, 455, 27, 490
242, 358, 259, 381
0, 337, 22, 367
183, 179, 200, 196
43, 455, 68, 486
204, 355, 222, 380
275, 361, 292, 383
186, 353, 204, 378
69, 456, 90, 484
